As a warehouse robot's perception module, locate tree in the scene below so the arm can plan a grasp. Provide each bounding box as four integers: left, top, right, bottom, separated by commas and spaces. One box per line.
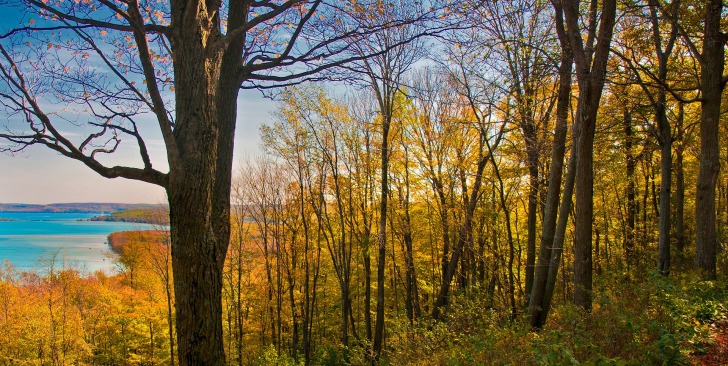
344, 2, 428, 359
561, 0, 618, 310
470, 0, 557, 307
0, 1, 445, 364
527, 0, 573, 327
430, 38, 508, 318
692, 0, 726, 280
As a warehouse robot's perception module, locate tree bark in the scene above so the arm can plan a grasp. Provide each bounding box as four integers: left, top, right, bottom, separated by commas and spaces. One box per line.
167, 15, 242, 360
695, 0, 725, 280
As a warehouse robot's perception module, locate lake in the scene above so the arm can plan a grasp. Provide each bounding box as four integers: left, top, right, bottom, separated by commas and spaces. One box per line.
0, 212, 157, 274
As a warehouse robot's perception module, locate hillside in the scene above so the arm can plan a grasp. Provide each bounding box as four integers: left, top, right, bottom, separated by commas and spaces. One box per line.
107, 230, 170, 254
0, 202, 166, 213
90, 208, 170, 225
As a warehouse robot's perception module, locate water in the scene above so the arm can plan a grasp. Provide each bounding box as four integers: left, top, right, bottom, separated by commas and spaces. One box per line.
0, 212, 157, 274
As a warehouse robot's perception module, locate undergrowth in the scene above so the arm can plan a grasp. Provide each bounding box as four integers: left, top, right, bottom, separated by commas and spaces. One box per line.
381, 271, 727, 365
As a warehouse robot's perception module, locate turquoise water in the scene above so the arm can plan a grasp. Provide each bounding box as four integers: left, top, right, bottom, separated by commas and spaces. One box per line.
0, 212, 156, 274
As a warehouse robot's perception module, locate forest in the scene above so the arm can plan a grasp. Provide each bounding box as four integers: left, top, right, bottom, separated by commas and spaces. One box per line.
0, 0, 727, 365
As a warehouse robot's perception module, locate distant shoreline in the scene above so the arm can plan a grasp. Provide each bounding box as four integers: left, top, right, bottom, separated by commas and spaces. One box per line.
87, 208, 169, 226
0, 202, 166, 213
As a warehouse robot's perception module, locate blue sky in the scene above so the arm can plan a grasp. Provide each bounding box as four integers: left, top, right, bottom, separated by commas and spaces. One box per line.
0, 90, 275, 204
0, 5, 277, 204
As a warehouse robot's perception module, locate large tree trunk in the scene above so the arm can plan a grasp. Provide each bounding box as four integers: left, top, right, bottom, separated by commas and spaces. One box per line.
167, 26, 240, 365
166, 5, 244, 362
695, 0, 724, 280
168, 192, 227, 365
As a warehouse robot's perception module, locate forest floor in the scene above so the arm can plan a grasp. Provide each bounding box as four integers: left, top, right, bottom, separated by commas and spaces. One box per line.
695, 316, 728, 365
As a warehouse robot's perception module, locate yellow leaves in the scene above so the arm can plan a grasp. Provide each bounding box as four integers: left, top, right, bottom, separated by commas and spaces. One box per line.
100, 30, 107, 36
28, 18, 35, 25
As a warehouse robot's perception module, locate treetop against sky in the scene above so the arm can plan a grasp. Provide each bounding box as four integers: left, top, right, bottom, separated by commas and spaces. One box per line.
0, 1, 288, 204
0, 0, 451, 204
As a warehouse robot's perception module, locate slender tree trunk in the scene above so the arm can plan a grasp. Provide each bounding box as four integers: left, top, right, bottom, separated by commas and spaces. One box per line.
675, 104, 686, 253
658, 120, 672, 275
489, 148, 518, 320
525, 148, 539, 307
166, 264, 175, 366
363, 132, 374, 345
363, 233, 372, 343
695, 0, 724, 280
402, 156, 420, 323
625, 111, 637, 269
528, 7, 572, 326
373, 115, 390, 361
433, 179, 451, 287
562, 0, 617, 311
432, 138, 493, 320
